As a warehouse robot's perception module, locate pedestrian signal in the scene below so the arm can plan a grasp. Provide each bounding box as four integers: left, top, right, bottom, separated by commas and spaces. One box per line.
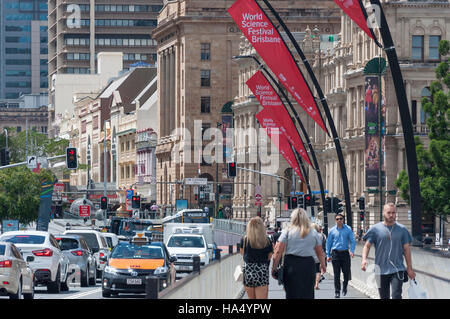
357, 196, 365, 210
324, 197, 331, 214
360, 212, 365, 221
304, 194, 312, 207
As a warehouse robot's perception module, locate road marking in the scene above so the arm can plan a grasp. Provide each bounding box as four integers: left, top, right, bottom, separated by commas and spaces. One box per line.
63, 288, 102, 299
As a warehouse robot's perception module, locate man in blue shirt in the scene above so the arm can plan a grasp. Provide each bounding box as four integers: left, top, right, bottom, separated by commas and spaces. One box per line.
326, 213, 356, 298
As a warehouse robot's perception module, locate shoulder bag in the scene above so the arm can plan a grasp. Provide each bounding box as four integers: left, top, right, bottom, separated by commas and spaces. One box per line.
276, 231, 288, 286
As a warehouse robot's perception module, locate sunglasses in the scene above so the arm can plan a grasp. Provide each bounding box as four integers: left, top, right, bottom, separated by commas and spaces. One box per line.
336, 218, 343, 221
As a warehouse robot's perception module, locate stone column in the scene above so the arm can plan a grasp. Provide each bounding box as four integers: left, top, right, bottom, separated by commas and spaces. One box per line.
165, 50, 170, 136
169, 47, 175, 133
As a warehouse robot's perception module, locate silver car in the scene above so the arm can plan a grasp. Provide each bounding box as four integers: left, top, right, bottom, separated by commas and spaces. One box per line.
55, 235, 97, 287
0, 242, 35, 299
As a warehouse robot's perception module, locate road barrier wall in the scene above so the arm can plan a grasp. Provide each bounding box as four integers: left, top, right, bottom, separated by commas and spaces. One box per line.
159, 251, 244, 299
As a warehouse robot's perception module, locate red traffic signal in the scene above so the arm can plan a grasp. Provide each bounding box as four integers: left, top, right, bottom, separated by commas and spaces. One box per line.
131, 195, 140, 209
66, 147, 77, 169
100, 196, 108, 210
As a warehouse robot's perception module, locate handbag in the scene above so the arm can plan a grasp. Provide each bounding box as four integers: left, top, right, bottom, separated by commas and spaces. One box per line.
408, 279, 427, 299
234, 264, 243, 282
276, 231, 288, 286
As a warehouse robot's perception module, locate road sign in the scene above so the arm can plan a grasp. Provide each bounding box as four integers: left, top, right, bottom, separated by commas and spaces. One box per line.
79, 205, 91, 217
185, 178, 208, 185
27, 156, 37, 169
54, 183, 65, 193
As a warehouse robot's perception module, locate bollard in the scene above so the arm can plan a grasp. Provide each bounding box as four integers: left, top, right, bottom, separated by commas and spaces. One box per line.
193, 255, 201, 274
214, 248, 221, 261
228, 245, 233, 254
236, 242, 240, 251
145, 276, 159, 299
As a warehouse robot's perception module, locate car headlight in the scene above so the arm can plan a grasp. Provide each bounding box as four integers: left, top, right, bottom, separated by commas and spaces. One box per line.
104, 265, 118, 274
199, 253, 207, 261
154, 266, 168, 275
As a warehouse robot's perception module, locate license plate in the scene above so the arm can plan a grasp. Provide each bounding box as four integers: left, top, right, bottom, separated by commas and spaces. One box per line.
177, 265, 192, 271
126, 278, 142, 285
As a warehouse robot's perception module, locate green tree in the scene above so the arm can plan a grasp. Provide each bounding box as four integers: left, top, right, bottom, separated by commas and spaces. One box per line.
395, 40, 450, 223
0, 167, 55, 224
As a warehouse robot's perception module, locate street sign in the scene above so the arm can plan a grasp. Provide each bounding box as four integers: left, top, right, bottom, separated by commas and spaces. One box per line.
27, 156, 37, 169
54, 183, 65, 193
185, 178, 208, 185
79, 205, 91, 217
1, 220, 19, 233
126, 189, 134, 211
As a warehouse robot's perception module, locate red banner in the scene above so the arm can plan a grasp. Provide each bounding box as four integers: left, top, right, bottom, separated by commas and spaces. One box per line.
246, 71, 312, 167
228, 0, 327, 132
333, 0, 376, 42
256, 109, 303, 180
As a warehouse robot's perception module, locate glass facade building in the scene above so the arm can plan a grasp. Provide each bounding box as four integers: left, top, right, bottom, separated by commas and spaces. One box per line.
0, 0, 49, 99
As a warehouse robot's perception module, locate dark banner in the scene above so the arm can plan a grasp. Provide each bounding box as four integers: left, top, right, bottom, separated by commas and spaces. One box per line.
364, 76, 385, 188
36, 179, 54, 231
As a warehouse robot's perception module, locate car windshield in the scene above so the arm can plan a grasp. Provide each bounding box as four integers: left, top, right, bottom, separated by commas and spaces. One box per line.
110, 243, 163, 259
167, 236, 204, 248
0, 245, 5, 255
67, 233, 99, 252
56, 238, 79, 251
1, 234, 45, 244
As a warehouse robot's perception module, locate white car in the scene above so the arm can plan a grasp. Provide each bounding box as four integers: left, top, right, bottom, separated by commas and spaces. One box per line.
0, 231, 70, 293
0, 242, 35, 299
102, 233, 119, 250
63, 229, 110, 278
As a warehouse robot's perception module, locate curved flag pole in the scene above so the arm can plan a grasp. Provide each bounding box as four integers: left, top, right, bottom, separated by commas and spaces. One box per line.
259, 0, 352, 229
237, 55, 328, 232
366, 0, 422, 245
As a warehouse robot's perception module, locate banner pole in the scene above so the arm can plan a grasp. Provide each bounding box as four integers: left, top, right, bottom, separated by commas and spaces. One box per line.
369, 0, 422, 245
259, 0, 352, 229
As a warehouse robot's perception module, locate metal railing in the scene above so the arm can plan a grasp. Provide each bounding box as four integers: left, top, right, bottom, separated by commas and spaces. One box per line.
212, 218, 246, 236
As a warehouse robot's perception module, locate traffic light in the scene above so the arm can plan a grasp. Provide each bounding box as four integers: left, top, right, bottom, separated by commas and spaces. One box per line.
310, 195, 319, 207
298, 195, 304, 209
291, 196, 298, 209
227, 162, 237, 178
131, 195, 141, 209
335, 197, 344, 214
360, 211, 365, 221
304, 194, 312, 207
194, 194, 198, 201
100, 196, 108, 210
357, 196, 365, 210
66, 147, 77, 169
324, 197, 331, 214
0, 148, 9, 166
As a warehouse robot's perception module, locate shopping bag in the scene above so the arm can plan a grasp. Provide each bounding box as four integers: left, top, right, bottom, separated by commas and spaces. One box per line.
408, 279, 427, 299
234, 265, 243, 282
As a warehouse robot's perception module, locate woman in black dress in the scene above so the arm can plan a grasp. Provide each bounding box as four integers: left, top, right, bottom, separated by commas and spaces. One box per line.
240, 217, 273, 299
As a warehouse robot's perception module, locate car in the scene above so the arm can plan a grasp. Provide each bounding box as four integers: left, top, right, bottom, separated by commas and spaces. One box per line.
55, 235, 97, 287
63, 229, 110, 278
0, 231, 70, 293
102, 233, 119, 250
0, 242, 35, 299
101, 235, 176, 298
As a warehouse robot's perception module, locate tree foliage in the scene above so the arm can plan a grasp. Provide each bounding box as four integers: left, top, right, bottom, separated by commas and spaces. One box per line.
395, 40, 450, 222
0, 167, 55, 225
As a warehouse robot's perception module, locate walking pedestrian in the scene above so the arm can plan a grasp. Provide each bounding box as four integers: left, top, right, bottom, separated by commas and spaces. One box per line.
271, 226, 281, 247
271, 209, 326, 299
311, 224, 325, 290
361, 203, 416, 299
240, 216, 273, 299
326, 213, 356, 298
358, 226, 364, 242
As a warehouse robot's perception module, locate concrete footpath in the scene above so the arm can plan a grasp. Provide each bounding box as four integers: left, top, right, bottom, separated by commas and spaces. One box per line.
242, 269, 371, 299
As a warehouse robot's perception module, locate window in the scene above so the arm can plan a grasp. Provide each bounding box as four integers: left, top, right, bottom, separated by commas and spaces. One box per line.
429, 35, 441, 61
201, 70, 211, 87
411, 35, 424, 61
201, 43, 210, 61
201, 96, 211, 113
81, 120, 87, 133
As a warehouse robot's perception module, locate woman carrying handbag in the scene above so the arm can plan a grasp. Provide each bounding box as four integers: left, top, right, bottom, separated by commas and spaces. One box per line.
271, 208, 326, 299
240, 217, 273, 299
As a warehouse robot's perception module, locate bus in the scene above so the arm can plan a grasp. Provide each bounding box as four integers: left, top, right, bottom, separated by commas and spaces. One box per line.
161, 209, 210, 224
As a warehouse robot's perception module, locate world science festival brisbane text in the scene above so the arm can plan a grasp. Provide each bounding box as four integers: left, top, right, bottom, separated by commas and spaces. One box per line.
240, 13, 281, 43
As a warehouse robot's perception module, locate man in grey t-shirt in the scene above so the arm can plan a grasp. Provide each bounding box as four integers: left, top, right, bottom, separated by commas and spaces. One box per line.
361, 203, 416, 299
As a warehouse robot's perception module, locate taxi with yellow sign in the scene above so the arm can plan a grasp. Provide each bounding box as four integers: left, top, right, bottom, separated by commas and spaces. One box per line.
101, 234, 176, 297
